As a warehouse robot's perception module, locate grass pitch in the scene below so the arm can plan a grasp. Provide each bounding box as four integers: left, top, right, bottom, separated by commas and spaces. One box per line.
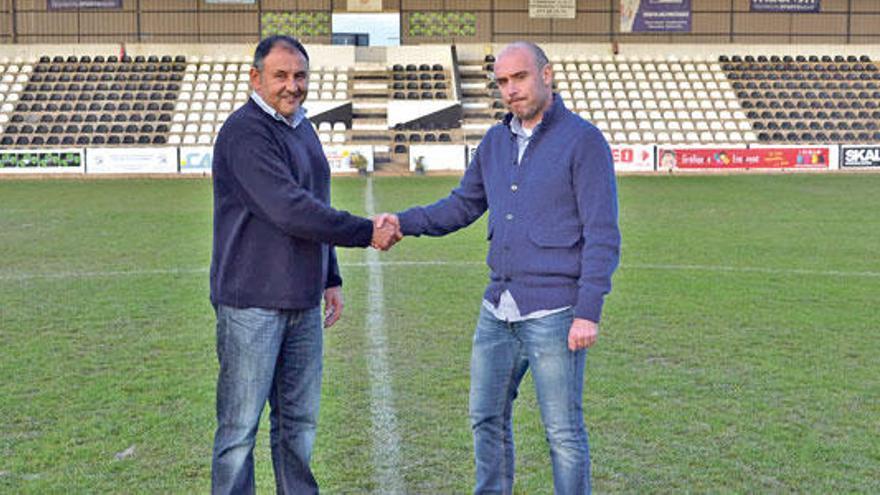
1, 174, 878, 493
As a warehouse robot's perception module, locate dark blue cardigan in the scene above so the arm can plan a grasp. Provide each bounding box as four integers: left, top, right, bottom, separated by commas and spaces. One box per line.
210, 99, 373, 310
397, 95, 621, 322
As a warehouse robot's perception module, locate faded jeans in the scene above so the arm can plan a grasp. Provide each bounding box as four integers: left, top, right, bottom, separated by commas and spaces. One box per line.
469, 306, 590, 495
211, 304, 323, 495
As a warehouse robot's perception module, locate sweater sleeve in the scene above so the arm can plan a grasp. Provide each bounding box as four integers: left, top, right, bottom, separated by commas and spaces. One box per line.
222, 120, 373, 248
397, 141, 488, 236
571, 126, 621, 322
326, 246, 342, 288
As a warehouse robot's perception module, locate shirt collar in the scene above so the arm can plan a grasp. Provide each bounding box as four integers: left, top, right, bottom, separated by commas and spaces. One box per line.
250, 91, 306, 129
510, 116, 534, 140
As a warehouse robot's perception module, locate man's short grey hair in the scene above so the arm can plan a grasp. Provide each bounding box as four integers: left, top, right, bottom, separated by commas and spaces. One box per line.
253, 35, 309, 72
498, 41, 550, 71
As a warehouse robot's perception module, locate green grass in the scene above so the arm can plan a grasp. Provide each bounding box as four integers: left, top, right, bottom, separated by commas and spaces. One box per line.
1, 175, 878, 493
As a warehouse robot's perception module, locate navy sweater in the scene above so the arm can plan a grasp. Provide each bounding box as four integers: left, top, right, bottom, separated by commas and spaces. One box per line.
210, 99, 373, 310
397, 95, 621, 322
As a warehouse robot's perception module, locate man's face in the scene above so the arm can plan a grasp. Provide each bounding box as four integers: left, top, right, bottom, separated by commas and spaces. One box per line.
493, 46, 553, 127
250, 45, 309, 118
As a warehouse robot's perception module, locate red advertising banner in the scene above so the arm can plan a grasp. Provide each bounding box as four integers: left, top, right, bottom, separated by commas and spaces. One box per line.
659, 147, 830, 170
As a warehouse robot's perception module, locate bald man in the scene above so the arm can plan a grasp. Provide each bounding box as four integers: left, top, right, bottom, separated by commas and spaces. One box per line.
378, 42, 620, 494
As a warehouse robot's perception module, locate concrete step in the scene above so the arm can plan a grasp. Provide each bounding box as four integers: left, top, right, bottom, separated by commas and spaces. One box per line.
352, 101, 388, 110
353, 82, 388, 90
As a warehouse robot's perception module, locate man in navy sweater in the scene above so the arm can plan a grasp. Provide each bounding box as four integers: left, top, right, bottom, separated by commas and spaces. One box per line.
209, 36, 398, 494
379, 42, 620, 494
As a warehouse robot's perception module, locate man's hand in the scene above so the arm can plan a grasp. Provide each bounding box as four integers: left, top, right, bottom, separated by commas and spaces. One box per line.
324, 286, 343, 328
568, 318, 598, 351
371, 213, 402, 250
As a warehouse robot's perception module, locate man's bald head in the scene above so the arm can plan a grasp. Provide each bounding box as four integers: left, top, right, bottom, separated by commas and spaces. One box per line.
496, 42, 550, 72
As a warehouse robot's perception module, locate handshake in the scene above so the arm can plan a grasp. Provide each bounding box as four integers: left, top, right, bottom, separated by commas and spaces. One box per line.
370, 213, 402, 251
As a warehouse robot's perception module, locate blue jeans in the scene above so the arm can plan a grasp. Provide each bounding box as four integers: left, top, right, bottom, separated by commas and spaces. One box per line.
211, 304, 323, 495
470, 306, 590, 495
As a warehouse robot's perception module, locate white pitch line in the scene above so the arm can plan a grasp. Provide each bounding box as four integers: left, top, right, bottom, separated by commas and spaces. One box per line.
363, 177, 405, 494
0, 266, 209, 282
3, 262, 880, 283
625, 262, 880, 278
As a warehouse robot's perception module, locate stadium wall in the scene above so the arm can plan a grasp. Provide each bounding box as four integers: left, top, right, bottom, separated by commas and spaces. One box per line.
1, 0, 879, 45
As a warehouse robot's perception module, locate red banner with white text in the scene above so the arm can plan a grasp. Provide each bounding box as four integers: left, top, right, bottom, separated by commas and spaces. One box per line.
657, 147, 831, 170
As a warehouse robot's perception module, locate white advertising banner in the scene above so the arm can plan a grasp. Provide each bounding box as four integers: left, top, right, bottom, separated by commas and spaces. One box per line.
409, 145, 467, 172
86, 147, 178, 174
529, 0, 576, 18
179, 146, 214, 175
0, 148, 85, 174
611, 144, 655, 172
324, 145, 374, 173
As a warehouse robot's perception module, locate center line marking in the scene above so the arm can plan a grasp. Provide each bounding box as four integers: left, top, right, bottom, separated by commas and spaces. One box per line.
362, 177, 405, 494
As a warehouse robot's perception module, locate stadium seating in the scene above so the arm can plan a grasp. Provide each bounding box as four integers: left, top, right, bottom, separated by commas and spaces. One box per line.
1, 55, 184, 147
723, 54, 879, 143
0, 59, 33, 131
2, 46, 879, 158
170, 56, 247, 145
345, 60, 459, 166
458, 52, 756, 145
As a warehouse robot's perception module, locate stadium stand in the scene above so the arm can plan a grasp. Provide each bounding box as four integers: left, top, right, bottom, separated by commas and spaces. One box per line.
2, 43, 880, 171
170, 56, 246, 145
723, 54, 880, 144
345, 47, 461, 166
1, 54, 184, 147
460, 51, 756, 146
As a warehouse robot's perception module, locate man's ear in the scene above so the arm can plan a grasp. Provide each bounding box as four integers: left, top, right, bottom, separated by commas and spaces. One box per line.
542, 64, 553, 87
249, 67, 260, 93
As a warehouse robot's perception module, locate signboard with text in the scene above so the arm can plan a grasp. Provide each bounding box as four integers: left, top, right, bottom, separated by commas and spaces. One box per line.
324, 145, 374, 173
48, 0, 121, 9
750, 0, 819, 13
529, 0, 576, 19
611, 145, 655, 172
840, 145, 880, 168
620, 0, 691, 33
86, 147, 178, 174
657, 146, 831, 170
179, 147, 214, 175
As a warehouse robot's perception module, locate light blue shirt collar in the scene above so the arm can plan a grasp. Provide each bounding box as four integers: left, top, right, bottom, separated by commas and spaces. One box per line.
510, 116, 535, 164
250, 91, 306, 129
